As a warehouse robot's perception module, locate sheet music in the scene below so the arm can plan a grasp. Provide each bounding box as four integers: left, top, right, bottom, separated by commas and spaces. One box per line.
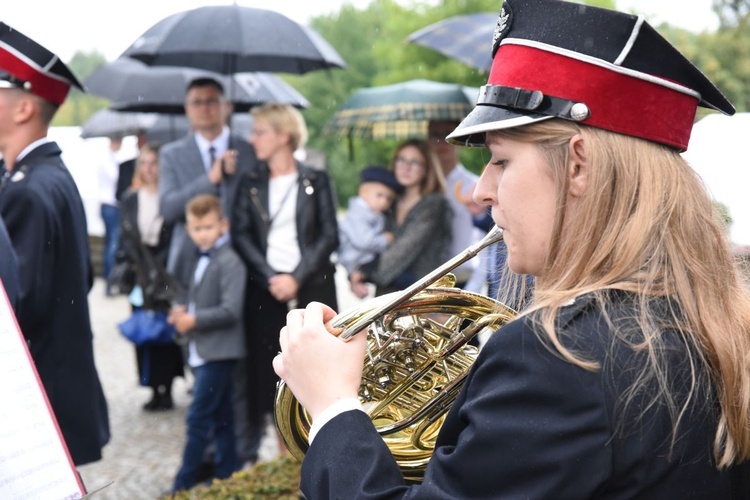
0, 283, 85, 499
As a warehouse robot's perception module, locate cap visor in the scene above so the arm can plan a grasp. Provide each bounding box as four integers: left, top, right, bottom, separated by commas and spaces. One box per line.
447, 104, 553, 146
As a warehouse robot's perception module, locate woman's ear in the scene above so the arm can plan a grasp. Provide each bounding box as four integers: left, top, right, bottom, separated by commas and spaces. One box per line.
567, 134, 588, 198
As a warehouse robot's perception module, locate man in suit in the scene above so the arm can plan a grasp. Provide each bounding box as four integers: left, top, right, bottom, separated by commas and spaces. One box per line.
158, 76, 259, 467
0, 22, 109, 465
168, 194, 247, 493
159, 77, 257, 277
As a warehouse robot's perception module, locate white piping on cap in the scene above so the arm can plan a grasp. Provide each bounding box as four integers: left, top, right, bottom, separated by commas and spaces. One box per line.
498, 38, 702, 101
614, 15, 645, 65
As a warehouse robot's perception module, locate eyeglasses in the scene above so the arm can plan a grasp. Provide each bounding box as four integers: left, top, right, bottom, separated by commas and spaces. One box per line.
394, 156, 426, 169
186, 97, 222, 108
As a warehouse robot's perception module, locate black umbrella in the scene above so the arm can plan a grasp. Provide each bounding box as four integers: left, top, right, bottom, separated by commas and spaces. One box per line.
80, 109, 158, 139
120, 5, 346, 75
407, 12, 495, 73
84, 58, 309, 114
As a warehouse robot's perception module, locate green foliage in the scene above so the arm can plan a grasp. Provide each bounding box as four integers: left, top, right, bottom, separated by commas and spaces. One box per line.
713, 0, 750, 28
53, 50, 108, 127
169, 456, 302, 499
657, 19, 750, 113
294, 0, 632, 205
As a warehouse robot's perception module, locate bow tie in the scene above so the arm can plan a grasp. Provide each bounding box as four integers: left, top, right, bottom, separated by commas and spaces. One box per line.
196, 249, 213, 259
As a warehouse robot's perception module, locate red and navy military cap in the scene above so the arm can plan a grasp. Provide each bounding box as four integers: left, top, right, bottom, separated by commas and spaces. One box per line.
447, 0, 735, 151
0, 22, 83, 106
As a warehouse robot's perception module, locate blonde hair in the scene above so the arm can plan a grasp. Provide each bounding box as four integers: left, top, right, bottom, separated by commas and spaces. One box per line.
251, 102, 308, 151
131, 142, 161, 190
391, 139, 445, 195
491, 119, 750, 467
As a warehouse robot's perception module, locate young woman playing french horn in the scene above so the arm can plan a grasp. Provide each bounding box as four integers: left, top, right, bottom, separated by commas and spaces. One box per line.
273, 0, 750, 497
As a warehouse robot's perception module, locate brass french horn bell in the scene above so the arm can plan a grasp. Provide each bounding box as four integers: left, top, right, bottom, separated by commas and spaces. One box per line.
274, 226, 515, 482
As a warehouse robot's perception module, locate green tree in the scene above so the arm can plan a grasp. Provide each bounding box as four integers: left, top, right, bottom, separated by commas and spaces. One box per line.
713, 0, 750, 27
53, 50, 109, 127
298, 0, 618, 204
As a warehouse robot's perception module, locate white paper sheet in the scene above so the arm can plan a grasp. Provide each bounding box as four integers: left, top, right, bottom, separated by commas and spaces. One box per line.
0, 283, 85, 499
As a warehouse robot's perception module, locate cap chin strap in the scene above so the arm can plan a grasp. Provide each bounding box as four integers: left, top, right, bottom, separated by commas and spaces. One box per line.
478, 84, 591, 122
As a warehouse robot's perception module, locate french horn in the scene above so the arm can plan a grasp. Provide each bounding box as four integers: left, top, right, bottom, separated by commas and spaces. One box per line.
274, 226, 515, 482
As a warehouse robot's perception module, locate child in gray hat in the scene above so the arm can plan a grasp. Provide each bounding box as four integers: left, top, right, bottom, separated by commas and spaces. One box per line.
338, 166, 403, 297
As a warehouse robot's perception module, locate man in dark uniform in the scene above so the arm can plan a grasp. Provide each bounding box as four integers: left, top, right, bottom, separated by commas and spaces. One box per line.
0, 22, 110, 466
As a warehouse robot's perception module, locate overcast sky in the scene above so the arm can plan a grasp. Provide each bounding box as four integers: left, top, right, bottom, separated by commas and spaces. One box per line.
3, 0, 718, 63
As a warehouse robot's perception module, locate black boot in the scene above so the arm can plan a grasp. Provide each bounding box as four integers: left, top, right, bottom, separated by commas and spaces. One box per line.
156, 391, 174, 410
142, 388, 160, 411
154, 385, 174, 411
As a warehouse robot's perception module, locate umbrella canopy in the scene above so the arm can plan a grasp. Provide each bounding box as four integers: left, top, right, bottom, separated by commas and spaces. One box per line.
120, 5, 345, 75
84, 58, 309, 114
323, 79, 479, 139
407, 13, 495, 73
80, 109, 158, 139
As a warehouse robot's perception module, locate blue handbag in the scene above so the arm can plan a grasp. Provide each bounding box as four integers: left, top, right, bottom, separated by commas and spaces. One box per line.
117, 309, 175, 346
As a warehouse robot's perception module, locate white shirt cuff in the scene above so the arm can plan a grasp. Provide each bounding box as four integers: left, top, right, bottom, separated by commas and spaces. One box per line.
308, 397, 364, 444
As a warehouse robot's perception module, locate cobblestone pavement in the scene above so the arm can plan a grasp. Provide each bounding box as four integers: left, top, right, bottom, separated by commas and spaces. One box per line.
77, 271, 363, 499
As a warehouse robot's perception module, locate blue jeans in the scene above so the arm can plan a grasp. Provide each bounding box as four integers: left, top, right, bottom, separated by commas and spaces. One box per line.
173, 360, 239, 492
100, 204, 120, 280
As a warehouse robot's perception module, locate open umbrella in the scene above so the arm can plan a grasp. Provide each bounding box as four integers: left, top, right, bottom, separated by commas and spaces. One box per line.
323, 79, 479, 139
80, 109, 158, 139
120, 5, 345, 75
407, 12, 495, 73
84, 58, 309, 113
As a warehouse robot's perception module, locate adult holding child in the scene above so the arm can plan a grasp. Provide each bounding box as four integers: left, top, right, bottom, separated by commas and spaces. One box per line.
232, 102, 339, 454
338, 165, 402, 298
114, 142, 184, 411
349, 139, 452, 297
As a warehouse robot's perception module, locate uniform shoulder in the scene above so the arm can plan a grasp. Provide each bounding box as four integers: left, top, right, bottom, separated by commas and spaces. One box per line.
484, 292, 602, 355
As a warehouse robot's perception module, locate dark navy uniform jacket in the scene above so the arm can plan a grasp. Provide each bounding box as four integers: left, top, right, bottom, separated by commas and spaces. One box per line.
0, 216, 18, 309
0, 141, 110, 466
302, 292, 750, 499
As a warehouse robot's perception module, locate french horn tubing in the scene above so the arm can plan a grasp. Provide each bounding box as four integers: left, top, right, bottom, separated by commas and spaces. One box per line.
274, 225, 516, 482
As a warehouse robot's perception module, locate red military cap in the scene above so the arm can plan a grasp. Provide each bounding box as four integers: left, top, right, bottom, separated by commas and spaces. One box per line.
447, 0, 735, 151
0, 22, 83, 106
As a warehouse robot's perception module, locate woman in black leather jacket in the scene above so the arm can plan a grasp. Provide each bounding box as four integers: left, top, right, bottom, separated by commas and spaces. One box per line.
232, 102, 339, 452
